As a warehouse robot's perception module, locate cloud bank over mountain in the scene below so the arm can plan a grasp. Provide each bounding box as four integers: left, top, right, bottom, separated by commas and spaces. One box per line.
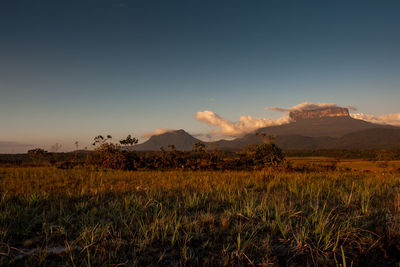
194, 110, 290, 137
351, 113, 400, 126
266, 102, 357, 112
195, 102, 400, 138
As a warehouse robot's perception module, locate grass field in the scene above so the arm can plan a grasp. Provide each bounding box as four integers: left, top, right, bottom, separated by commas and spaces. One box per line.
1, 166, 400, 266
289, 157, 400, 172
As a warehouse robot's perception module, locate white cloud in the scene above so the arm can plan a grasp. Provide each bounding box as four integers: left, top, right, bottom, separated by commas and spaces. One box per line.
266, 102, 357, 112
194, 110, 290, 137
350, 113, 400, 126
142, 128, 174, 138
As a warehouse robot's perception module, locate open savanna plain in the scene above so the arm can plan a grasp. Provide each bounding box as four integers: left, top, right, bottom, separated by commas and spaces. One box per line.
1, 165, 400, 266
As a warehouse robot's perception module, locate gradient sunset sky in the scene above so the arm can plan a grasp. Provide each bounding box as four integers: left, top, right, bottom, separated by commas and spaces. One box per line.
1, 0, 399, 152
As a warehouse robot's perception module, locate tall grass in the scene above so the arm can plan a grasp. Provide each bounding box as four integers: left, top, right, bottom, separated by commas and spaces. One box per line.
0, 167, 399, 265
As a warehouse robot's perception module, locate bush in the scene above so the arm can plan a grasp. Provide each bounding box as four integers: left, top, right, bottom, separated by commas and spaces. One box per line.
255, 143, 285, 168
92, 143, 127, 169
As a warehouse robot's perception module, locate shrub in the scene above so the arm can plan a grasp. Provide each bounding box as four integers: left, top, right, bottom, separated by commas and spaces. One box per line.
255, 143, 285, 168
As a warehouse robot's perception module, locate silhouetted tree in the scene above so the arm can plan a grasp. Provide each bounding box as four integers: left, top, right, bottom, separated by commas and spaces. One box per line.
50, 143, 62, 152
119, 135, 138, 148
193, 142, 206, 153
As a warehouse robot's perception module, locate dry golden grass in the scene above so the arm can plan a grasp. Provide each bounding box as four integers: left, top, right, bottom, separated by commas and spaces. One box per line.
288, 157, 400, 172
0, 167, 400, 266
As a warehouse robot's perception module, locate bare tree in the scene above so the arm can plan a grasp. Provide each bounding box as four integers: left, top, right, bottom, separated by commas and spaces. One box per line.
50, 143, 62, 152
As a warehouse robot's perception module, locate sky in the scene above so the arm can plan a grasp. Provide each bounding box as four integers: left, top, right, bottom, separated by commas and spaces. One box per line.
0, 0, 399, 152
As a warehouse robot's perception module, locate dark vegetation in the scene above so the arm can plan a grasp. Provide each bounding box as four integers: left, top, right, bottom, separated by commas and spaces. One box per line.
0, 134, 289, 171
286, 149, 400, 160
1, 147, 400, 170
1, 133, 400, 171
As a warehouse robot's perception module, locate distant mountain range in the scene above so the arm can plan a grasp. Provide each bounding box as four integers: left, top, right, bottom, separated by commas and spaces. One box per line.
134, 108, 400, 151
0, 141, 34, 154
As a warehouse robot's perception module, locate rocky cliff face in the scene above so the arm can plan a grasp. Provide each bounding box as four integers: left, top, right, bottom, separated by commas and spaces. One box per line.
289, 107, 350, 121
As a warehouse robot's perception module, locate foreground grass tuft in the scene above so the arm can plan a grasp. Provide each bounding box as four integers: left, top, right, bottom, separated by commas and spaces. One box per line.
0, 167, 400, 266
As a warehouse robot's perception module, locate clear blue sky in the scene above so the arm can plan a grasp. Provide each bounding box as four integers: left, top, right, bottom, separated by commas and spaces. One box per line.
1, 0, 399, 151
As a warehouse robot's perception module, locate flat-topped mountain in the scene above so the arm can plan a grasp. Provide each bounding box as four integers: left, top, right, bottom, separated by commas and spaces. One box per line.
135, 130, 201, 151
250, 107, 396, 138
289, 107, 349, 121
212, 108, 398, 150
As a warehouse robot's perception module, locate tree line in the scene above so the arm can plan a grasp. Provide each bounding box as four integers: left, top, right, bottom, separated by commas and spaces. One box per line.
15, 134, 284, 171
84, 133, 285, 170
2, 134, 400, 170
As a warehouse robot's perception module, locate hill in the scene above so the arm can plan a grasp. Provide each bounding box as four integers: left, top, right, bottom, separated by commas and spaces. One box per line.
212, 128, 400, 150
254, 116, 395, 138
134, 130, 202, 151
331, 128, 400, 149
